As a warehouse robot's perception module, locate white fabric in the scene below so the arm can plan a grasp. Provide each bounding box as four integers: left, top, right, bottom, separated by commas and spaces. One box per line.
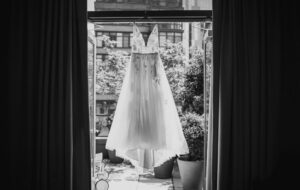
106, 24, 189, 170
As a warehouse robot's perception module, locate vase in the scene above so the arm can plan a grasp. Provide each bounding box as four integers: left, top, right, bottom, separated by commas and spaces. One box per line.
177, 158, 204, 190
154, 157, 175, 179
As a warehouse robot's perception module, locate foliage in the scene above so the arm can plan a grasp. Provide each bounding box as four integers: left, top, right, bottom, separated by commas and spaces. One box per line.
95, 35, 130, 96
180, 112, 205, 161
181, 47, 204, 115
159, 42, 187, 69
159, 42, 187, 104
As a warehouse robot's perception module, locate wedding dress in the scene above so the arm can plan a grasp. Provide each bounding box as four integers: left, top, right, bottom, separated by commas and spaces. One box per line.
106, 24, 189, 170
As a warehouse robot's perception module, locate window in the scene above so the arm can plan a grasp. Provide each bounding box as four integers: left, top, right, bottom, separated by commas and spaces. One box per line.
96, 54, 102, 60
130, 33, 133, 47
167, 32, 174, 43
159, 32, 182, 45
116, 33, 122, 47
96, 54, 108, 62
96, 32, 103, 47
123, 33, 130, 48
159, 23, 183, 30
96, 37, 103, 48
175, 32, 182, 43
159, 32, 167, 46
109, 32, 117, 47
96, 32, 134, 48
173, 23, 183, 29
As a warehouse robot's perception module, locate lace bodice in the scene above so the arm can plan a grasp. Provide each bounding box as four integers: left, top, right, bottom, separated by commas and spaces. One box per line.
131, 24, 159, 54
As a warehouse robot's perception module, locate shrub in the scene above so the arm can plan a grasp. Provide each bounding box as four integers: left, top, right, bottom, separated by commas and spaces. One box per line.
180, 112, 205, 161
181, 47, 204, 115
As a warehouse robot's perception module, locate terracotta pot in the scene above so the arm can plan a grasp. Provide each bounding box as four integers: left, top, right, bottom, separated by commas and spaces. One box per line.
154, 157, 175, 179
107, 150, 124, 164
177, 158, 204, 190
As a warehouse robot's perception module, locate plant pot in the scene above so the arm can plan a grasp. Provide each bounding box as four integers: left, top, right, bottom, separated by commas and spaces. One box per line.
107, 150, 124, 164
154, 157, 175, 179
177, 158, 204, 190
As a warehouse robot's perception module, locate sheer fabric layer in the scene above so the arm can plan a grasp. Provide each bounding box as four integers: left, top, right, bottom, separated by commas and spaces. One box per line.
106, 24, 188, 169
106, 53, 188, 169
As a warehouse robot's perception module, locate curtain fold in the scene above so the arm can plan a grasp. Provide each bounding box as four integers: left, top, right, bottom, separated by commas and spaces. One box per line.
8, 0, 90, 190
207, 0, 288, 189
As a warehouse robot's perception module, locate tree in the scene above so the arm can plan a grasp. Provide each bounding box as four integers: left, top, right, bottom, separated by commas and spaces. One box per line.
95, 35, 130, 96
181, 47, 204, 115
159, 42, 187, 105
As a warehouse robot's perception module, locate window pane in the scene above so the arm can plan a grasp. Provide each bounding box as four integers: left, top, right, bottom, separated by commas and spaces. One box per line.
174, 23, 182, 29
96, 37, 103, 47
102, 54, 107, 61
175, 32, 182, 43
123, 33, 130, 48
130, 33, 133, 47
116, 33, 123, 47
96, 54, 102, 60
159, 32, 166, 46
110, 32, 117, 41
167, 32, 174, 43
102, 32, 109, 36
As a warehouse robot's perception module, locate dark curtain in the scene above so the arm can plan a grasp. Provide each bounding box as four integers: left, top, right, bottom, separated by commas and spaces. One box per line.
7, 0, 91, 190
209, 0, 300, 190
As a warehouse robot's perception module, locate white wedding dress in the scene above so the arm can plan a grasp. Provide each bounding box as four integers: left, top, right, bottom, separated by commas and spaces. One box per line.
106, 24, 189, 170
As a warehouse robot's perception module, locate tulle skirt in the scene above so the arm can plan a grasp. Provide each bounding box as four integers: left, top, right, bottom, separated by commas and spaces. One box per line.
106, 53, 189, 169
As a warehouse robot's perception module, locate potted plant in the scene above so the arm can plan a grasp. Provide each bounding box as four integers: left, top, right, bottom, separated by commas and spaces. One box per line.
177, 112, 205, 190
107, 149, 124, 164
153, 156, 176, 179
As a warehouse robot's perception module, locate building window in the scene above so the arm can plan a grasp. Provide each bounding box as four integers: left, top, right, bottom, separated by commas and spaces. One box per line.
109, 32, 117, 47
167, 32, 174, 43
159, 32, 167, 46
96, 54, 102, 61
123, 33, 130, 48
130, 33, 133, 47
96, 37, 103, 48
159, 32, 182, 45
175, 32, 182, 43
116, 33, 122, 47
96, 32, 103, 48
96, 54, 108, 62
159, 23, 183, 30
96, 31, 135, 48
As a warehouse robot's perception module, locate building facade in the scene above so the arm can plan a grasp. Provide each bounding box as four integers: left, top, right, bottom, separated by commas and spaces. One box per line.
94, 0, 184, 62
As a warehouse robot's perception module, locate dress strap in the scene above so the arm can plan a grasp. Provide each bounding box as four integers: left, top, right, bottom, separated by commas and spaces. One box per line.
146, 24, 159, 53
132, 23, 145, 53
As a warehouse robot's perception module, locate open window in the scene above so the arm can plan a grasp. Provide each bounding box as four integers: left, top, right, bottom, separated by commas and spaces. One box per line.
87, 1, 212, 190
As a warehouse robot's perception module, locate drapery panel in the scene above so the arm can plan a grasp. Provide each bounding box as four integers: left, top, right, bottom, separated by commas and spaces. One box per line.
206, 0, 299, 189
8, 0, 90, 190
